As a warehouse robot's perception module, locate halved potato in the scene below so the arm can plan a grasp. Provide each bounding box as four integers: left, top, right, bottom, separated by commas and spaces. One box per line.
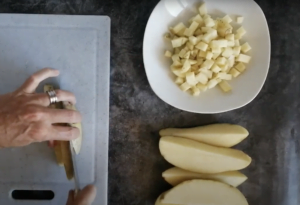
159, 124, 249, 147
163, 167, 247, 187
159, 136, 251, 173
161, 179, 248, 205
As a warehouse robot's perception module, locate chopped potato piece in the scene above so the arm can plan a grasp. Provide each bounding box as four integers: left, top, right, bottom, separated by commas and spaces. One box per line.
199, 69, 213, 78
211, 46, 221, 54
201, 59, 214, 69
180, 82, 191, 91
175, 77, 184, 84
173, 23, 186, 34
178, 47, 188, 58
172, 54, 180, 62
219, 80, 232, 92
222, 47, 233, 58
196, 41, 208, 51
204, 17, 215, 27
172, 61, 182, 67
227, 56, 235, 68
206, 52, 213, 60
223, 15, 233, 23
216, 57, 226, 65
237, 16, 244, 24
237, 54, 251, 63
212, 52, 221, 60
235, 33, 242, 40
199, 50, 207, 58
199, 3, 207, 16
171, 37, 188, 48
225, 34, 234, 41
241, 42, 252, 53
165, 50, 172, 58
171, 67, 186, 78
181, 60, 191, 73
196, 73, 208, 84
174, 48, 180, 54
211, 39, 228, 47
189, 36, 198, 45
229, 68, 241, 78
211, 64, 221, 73
190, 14, 204, 25
233, 46, 241, 57
207, 79, 219, 89
234, 40, 240, 46
189, 60, 197, 65
184, 21, 199, 37
196, 83, 208, 91
183, 51, 191, 59
235, 62, 246, 72
186, 72, 198, 86
236, 27, 246, 36
192, 87, 201, 96
217, 72, 232, 80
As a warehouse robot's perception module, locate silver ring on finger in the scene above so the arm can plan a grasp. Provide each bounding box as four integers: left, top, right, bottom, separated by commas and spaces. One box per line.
47, 90, 58, 104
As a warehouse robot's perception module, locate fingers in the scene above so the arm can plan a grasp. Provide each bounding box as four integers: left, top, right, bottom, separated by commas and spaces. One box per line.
19, 68, 59, 93
74, 185, 97, 205
45, 108, 82, 124
31, 90, 76, 106
66, 190, 75, 205
46, 125, 80, 141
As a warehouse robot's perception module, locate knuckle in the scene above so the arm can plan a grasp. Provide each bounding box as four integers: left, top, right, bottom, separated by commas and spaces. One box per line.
28, 125, 47, 142
21, 107, 44, 122
28, 75, 37, 84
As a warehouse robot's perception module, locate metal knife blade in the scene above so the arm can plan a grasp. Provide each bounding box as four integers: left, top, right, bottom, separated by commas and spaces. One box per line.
69, 141, 80, 193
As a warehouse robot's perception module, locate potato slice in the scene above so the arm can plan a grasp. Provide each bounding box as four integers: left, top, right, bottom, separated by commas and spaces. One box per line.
159, 124, 249, 147
163, 167, 248, 187
161, 179, 248, 205
159, 136, 251, 173
43, 85, 64, 167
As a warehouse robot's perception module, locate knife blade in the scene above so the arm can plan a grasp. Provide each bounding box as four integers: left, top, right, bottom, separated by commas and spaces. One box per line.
70, 141, 80, 194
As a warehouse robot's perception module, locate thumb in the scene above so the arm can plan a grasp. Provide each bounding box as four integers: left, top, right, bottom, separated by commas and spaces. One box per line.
74, 185, 97, 205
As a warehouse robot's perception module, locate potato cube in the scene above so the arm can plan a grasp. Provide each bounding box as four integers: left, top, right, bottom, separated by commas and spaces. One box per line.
222, 15, 233, 23
237, 54, 251, 63
234, 40, 240, 46
199, 69, 213, 78
165, 50, 172, 58
174, 48, 180, 54
171, 37, 188, 48
222, 47, 233, 58
204, 17, 215, 27
211, 46, 221, 54
177, 28, 186, 37
201, 59, 214, 69
171, 66, 185, 77
178, 48, 188, 58
236, 27, 246, 36
196, 73, 208, 84
181, 59, 191, 73
207, 79, 220, 89
225, 34, 234, 41
241, 42, 252, 53
233, 46, 241, 57
183, 51, 191, 59
211, 64, 221, 73
229, 68, 241, 77
235, 62, 246, 72
186, 72, 198, 86
172, 61, 182, 67
217, 72, 232, 80
216, 57, 226, 65
235, 33, 242, 40
206, 52, 213, 60
196, 83, 208, 91
180, 82, 191, 91
199, 50, 207, 58
173, 23, 186, 34
196, 35, 203, 42
186, 42, 194, 50
192, 87, 201, 96
189, 36, 198, 45
190, 14, 204, 25
194, 29, 202, 36
202, 33, 212, 43
219, 81, 232, 92
211, 40, 228, 48
172, 54, 180, 62
201, 27, 211, 33
212, 52, 221, 60
220, 63, 230, 72
175, 77, 184, 84
196, 42, 208, 51
189, 59, 197, 65
237, 16, 244, 24
199, 3, 207, 15
227, 56, 235, 68
185, 21, 199, 37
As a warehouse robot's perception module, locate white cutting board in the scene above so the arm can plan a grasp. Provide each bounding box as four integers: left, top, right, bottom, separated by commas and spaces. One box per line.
0, 14, 110, 205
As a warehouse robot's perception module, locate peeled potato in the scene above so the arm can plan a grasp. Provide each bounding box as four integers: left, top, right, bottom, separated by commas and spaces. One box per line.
163, 167, 247, 187
161, 179, 248, 205
159, 136, 251, 174
159, 124, 249, 147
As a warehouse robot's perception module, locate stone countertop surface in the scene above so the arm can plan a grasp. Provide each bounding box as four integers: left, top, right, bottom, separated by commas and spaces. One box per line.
1, 0, 299, 204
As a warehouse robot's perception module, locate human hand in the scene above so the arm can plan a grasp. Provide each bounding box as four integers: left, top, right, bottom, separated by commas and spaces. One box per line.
0, 68, 81, 148
66, 185, 97, 205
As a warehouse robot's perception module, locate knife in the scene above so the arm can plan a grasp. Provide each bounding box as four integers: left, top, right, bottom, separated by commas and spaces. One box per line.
70, 141, 80, 194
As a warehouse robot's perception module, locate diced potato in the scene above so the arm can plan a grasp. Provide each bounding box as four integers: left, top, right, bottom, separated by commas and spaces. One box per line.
183, 51, 191, 59
175, 77, 184, 84
235, 33, 242, 40
196, 83, 208, 91
178, 47, 188, 58
177, 28, 186, 37
196, 34, 203, 42
194, 28, 202, 36
222, 15, 233, 23
199, 69, 213, 78
237, 54, 251, 63
172, 61, 182, 67
171, 54, 180, 62
189, 36, 198, 45
217, 72, 232, 80
180, 82, 191, 91
218, 27, 232, 37
211, 64, 221, 73
236, 27, 246, 36
195, 41, 208, 51
219, 80, 232, 92
174, 48, 180, 54
171, 67, 186, 77
192, 87, 201, 96
225, 34, 234, 41
201, 59, 214, 69
211, 39, 228, 48
199, 3, 207, 16
162, 167, 248, 187
222, 47, 233, 58
184, 21, 199, 37
196, 73, 208, 84
201, 26, 211, 33
186, 72, 198, 86
171, 37, 188, 48
189, 59, 197, 65
206, 52, 213, 60
165, 50, 172, 58
204, 17, 215, 27
237, 16, 244, 24
233, 46, 241, 56
211, 46, 221, 54
186, 42, 194, 51
181, 59, 191, 73
216, 57, 226, 65
173, 22, 186, 34
227, 56, 235, 68
159, 136, 252, 174
189, 14, 204, 25
207, 79, 219, 89
235, 40, 240, 46
202, 33, 213, 43
212, 52, 221, 60
227, 40, 235, 47
241, 42, 252, 53
199, 50, 207, 58
161, 180, 249, 205
235, 62, 246, 72
229, 68, 241, 78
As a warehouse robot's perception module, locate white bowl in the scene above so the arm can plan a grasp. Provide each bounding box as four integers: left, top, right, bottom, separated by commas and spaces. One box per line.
143, 0, 270, 114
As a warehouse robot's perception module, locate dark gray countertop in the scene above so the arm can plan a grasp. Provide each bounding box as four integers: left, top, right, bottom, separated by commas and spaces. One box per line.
1, 0, 300, 204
